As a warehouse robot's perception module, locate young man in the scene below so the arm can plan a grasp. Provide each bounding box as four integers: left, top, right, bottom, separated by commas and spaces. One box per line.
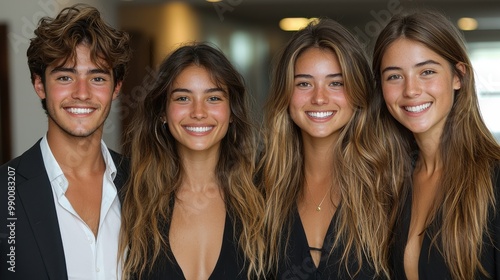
0, 4, 131, 279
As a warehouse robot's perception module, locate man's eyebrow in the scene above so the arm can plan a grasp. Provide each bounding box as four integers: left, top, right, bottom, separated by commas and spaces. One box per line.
50, 67, 76, 74
49, 67, 111, 75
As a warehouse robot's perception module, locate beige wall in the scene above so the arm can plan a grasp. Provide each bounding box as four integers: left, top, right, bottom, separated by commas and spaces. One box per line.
119, 2, 200, 67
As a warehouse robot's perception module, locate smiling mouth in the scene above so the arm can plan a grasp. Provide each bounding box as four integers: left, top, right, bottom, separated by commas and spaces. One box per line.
307, 111, 334, 119
404, 102, 432, 113
184, 126, 213, 133
66, 107, 95, 114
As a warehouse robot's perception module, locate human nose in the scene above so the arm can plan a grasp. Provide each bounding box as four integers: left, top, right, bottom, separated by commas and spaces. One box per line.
403, 76, 421, 98
312, 86, 328, 105
190, 100, 207, 119
71, 79, 91, 100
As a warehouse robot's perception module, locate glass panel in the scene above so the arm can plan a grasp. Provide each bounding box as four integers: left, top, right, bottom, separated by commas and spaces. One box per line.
468, 42, 500, 142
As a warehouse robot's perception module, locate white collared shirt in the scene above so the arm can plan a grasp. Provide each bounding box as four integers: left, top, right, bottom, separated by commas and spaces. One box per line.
40, 135, 122, 280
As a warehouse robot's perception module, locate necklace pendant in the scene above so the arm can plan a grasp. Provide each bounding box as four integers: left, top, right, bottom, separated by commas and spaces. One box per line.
316, 206, 321, 211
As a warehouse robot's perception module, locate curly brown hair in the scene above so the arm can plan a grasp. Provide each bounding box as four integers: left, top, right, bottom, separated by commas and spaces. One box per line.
27, 3, 131, 89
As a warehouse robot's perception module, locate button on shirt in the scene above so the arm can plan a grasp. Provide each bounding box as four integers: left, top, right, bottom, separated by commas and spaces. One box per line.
40, 136, 122, 280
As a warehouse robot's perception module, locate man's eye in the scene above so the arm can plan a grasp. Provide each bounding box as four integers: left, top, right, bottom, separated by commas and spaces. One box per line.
57, 76, 71, 82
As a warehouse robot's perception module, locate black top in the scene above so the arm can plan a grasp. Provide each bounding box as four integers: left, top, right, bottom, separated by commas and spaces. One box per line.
135, 212, 247, 280
390, 166, 500, 279
277, 206, 381, 280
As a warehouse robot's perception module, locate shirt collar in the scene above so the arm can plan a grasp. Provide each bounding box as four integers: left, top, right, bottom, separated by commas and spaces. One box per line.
40, 135, 117, 190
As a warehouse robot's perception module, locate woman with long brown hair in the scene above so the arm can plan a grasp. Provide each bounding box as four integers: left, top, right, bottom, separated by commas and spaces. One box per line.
259, 18, 403, 279
119, 42, 265, 279
372, 10, 500, 280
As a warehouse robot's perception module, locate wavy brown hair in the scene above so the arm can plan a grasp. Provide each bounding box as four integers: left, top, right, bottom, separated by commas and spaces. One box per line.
258, 18, 406, 278
27, 4, 131, 86
372, 10, 500, 280
119, 43, 265, 279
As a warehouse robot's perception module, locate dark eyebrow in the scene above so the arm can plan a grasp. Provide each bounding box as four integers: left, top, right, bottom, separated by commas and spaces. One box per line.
171, 88, 191, 94
415, 59, 441, 68
381, 60, 442, 74
205, 87, 225, 94
50, 67, 76, 74
294, 73, 342, 79
381, 66, 401, 74
49, 67, 111, 75
171, 87, 226, 94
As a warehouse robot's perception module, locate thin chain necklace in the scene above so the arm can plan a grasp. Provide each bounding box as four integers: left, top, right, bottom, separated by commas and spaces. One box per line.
307, 185, 331, 212
316, 188, 330, 211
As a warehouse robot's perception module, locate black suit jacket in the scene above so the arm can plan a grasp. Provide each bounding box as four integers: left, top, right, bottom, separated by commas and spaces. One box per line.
0, 139, 129, 280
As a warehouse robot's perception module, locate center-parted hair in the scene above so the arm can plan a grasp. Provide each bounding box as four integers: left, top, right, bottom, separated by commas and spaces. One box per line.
119, 42, 265, 279
258, 18, 405, 278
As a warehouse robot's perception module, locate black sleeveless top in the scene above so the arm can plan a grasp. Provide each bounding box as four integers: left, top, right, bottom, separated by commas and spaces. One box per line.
390, 166, 500, 279
133, 212, 247, 280
276, 205, 381, 280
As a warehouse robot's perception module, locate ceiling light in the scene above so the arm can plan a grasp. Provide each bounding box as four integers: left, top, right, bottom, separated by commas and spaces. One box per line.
279, 18, 317, 31
206, 0, 222, 2
458, 17, 478, 31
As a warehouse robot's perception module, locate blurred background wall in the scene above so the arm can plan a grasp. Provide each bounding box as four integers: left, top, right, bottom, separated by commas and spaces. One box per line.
1, 0, 499, 163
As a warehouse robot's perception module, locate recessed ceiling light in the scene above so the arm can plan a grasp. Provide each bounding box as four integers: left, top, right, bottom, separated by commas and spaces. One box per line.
206, 0, 222, 2
458, 17, 478, 31
279, 18, 317, 31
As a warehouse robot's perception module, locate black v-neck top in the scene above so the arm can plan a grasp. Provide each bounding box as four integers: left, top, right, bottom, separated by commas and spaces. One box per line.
134, 212, 247, 280
390, 166, 500, 279
276, 205, 381, 280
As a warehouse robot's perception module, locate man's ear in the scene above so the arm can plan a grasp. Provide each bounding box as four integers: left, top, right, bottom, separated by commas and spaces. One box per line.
112, 81, 123, 100
453, 62, 466, 90
33, 75, 46, 99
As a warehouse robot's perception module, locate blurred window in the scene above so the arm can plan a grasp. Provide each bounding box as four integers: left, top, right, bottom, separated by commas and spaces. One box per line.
469, 42, 500, 142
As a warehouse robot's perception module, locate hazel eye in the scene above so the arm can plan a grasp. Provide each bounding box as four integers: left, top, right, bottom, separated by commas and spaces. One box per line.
296, 82, 311, 87
386, 74, 401, 81
208, 96, 223, 102
330, 81, 343, 87
422, 70, 436, 76
174, 96, 189, 102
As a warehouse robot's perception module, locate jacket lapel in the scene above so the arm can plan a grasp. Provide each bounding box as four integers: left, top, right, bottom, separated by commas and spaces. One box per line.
16, 141, 68, 279
109, 149, 129, 204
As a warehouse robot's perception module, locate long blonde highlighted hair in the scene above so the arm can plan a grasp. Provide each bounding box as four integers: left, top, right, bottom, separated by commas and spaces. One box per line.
259, 18, 407, 278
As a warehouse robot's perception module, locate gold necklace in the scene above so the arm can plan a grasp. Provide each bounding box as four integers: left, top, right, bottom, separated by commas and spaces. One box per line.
315, 188, 330, 211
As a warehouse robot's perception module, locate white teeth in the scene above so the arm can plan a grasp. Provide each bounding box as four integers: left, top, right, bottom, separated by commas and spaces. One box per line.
404, 103, 431, 113
307, 111, 333, 118
185, 126, 213, 133
66, 108, 94, 114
